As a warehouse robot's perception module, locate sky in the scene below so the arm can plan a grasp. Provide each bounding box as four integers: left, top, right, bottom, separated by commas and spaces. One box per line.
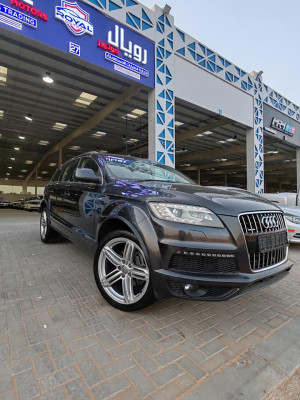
140, 0, 300, 106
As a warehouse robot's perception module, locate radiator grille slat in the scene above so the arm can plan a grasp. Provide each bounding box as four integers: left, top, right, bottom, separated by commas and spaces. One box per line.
169, 254, 238, 274
239, 212, 285, 234
239, 212, 287, 271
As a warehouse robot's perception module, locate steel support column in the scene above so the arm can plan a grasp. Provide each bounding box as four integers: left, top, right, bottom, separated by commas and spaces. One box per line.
148, 6, 175, 167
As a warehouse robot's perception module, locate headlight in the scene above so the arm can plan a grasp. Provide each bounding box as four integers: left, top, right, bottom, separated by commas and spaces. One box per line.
149, 203, 224, 228
285, 215, 300, 224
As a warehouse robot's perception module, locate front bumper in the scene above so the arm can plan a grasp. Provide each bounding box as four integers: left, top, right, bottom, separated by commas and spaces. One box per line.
142, 213, 293, 301
153, 258, 293, 300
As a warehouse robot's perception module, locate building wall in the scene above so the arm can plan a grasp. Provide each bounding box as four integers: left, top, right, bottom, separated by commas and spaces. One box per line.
175, 56, 254, 128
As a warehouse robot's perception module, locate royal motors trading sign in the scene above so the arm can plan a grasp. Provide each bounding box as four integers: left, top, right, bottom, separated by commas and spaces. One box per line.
55, 1, 94, 36
0, 0, 155, 87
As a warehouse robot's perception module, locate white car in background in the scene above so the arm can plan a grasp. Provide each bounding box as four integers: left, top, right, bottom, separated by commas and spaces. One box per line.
267, 204, 300, 243
260, 192, 299, 206
209, 186, 300, 243
24, 199, 42, 211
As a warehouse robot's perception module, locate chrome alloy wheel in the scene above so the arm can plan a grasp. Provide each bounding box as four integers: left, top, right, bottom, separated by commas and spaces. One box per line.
98, 238, 150, 305
40, 210, 47, 239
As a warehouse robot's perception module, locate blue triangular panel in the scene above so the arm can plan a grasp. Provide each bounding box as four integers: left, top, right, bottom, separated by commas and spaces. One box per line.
126, 0, 137, 5
156, 22, 163, 33
188, 49, 196, 59
158, 129, 165, 138
167, 39, 173, 49
176, 47, 185, 55
199, 44, 206, 54
127, 12, 140, 28
165, 66, 171, 77
167, 32, 173, 39
158, 14, 164, 22
167, 89, 173, 99
177, 29, 185, 42
165, 50, 171, 59
159, 139, 165, 147
166, 76, 172, 84
109, 0, 121, 11
142, 21, 152, 30
188, 42, 196, 50
156, 75, 163, 85
168, 106, 174, 114
142, 9, 152, 23
168, 153, 174, 163
158, 90, 165, 98
156, 101, 163, 111
168, 128, 174, 137
157, 151, 164, 161
166, 140, 172, 149
165, 15, 171, 27
158, 39, 165, 47
168, 119, 174, 128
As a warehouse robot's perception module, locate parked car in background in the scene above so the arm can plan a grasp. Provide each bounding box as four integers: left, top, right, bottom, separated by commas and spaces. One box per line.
12, 200, 22, 208
260, 192, 300, 206
39, 153, 293, 311
210, 187, 300, 244
0, 200, 9, 208
276, 204, 300, 243
24, 199, 42, 211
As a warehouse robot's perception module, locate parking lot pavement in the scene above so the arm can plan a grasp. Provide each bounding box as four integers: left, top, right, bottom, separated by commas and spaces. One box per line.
0, 209, 299, 400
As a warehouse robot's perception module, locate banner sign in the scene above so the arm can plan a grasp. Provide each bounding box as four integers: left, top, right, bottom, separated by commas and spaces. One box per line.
0, 0, 155, 87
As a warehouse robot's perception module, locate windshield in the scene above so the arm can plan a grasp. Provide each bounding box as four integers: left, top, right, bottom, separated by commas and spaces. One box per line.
102, 156, 194, 184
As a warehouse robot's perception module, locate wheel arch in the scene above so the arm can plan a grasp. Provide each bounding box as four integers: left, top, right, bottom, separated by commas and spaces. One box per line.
97, 216, 153, 267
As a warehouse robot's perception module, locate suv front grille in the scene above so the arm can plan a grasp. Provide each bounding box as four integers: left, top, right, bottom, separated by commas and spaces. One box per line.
239, 212, 287, 271
250, 247, 287, 271
239, 212, 285, 234
169, 253, 238, 274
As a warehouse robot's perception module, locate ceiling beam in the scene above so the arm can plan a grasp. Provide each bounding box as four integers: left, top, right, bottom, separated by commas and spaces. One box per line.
177, 144, 246, 164
178, 152, 293, 170
25, 83, 142, 182
175, 117, 233, 143
126, 117, 233, 155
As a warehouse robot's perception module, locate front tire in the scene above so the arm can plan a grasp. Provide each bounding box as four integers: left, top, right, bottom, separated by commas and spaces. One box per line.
40, 208, 60, 243
94, 230, 155, 311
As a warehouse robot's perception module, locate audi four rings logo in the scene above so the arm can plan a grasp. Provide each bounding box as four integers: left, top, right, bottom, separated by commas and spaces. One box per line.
261, 216, 279, 229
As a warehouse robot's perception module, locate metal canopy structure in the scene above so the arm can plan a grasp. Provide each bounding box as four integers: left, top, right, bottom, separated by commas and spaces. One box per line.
0, 31, 149, 183
0, 24, 297, 191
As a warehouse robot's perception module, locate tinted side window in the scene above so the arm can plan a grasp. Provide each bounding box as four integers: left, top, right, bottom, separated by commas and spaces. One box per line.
51, 168, 61, 182
60, 159, 79, 182
78, 157, 101, 176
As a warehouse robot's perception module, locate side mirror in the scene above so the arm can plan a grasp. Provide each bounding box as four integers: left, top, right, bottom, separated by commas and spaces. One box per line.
75, 168, 102, 184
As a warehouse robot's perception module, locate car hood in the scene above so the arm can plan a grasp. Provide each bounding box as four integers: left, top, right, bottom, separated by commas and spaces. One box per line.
106, 181, 281, 216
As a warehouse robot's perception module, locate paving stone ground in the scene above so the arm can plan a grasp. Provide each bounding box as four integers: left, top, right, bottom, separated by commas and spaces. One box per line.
0, 209, 299, 400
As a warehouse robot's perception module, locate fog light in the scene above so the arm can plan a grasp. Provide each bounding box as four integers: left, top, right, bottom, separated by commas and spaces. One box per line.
183, 284, 208, 297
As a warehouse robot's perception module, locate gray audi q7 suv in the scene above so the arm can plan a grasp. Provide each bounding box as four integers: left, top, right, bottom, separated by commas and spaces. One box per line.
40, 153, 293, 311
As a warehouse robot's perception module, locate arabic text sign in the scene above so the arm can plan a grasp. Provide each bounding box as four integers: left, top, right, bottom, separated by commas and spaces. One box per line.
0, 0, 154, 87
